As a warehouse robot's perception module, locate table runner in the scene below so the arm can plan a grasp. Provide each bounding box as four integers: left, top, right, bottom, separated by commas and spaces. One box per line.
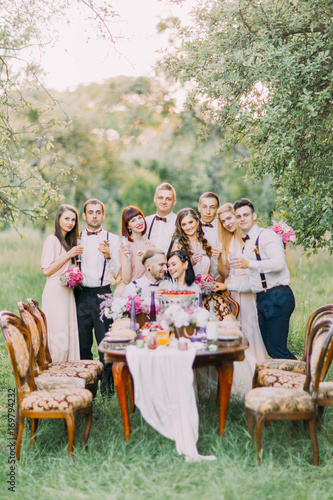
126, 345, 216, 462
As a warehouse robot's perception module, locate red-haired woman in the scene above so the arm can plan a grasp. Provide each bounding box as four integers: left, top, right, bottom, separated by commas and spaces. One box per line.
114, 206, 154, 297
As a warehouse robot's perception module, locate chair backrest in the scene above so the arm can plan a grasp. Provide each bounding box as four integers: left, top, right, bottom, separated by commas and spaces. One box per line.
303, 305, 333, 361
27, 298, 52, 364
304, 318, 333, 399
18, 302, 41, 372
0, 311, 36, 403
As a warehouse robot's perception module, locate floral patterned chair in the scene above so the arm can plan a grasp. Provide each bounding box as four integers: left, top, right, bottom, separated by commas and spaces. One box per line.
203, 290, 239, 320
25, 299, 104, 395
245, 319, 333, 465
253, 304, 333, 386
0, 311, 93, 461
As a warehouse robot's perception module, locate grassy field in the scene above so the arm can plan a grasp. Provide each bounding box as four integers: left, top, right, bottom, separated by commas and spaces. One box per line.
0, 229, 333, 500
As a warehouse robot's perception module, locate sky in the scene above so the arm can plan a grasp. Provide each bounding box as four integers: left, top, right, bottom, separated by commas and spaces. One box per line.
41, 0, 197, 91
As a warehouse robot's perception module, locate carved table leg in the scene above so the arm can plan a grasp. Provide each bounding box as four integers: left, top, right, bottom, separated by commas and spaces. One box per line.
113, 362, 131, 441
216, 360, 233, 437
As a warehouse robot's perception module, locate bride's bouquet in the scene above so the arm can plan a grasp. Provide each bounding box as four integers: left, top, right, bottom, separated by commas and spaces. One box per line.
59, 267, 83, 288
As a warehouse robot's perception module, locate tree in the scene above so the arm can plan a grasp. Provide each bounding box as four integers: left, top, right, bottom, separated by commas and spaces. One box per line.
160, 0, 333, 252
0, 0, 116, 228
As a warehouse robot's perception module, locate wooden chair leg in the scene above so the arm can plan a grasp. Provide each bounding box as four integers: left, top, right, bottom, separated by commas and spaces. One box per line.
308, 417, 319, 466
256, 416, 265, 464
247, 410, 254, 440
83, 409, 93, 450
16, 416, 25, 461
65, 413, 76, 462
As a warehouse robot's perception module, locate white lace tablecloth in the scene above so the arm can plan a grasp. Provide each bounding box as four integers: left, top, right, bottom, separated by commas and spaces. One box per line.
126, 344, 215, 462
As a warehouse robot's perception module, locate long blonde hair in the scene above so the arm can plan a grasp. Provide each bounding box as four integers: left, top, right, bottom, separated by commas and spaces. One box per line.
217, 203, 243, 268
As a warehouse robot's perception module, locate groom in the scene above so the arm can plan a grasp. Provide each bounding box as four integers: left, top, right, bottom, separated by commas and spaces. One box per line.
216, 198, 296, 360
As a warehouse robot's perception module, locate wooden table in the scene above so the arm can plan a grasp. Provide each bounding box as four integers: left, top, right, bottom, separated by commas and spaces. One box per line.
99, 338, 249, 441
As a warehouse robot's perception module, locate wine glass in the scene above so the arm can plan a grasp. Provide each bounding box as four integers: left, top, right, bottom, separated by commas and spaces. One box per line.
121, 236, 131, 260
193, 242, 203, 275
228, 250, 236, 276
76, 237, 82, 263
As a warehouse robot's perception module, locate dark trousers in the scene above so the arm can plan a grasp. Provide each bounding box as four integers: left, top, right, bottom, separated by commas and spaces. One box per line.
256, 285, 296, 359
74, 285, 114, 395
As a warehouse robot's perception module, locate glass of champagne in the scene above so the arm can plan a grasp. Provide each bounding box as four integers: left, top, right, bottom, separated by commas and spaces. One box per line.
194, 242, 203, 275
121, 236, 131, 260
76, 237, 82, 263
228, 250, 236, 276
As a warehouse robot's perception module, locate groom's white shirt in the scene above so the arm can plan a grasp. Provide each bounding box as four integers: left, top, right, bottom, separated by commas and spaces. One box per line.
227, 224, 290, 294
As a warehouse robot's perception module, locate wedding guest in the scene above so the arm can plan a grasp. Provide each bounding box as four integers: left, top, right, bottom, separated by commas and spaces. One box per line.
146, 182, 177, 254
166, 250, 199, 293
198, 192, 220, 279
41, 204, 82, 362
115, 206, 154, 297
216, 198, 296, 360
216, 203, 266, 394
74, 198, 121, 397
170, 208, 212, 276
124, 248, 167, 297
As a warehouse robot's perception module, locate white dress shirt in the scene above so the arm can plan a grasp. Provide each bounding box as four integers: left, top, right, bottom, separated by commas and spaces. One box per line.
123, 274, 159, 298
201, 218, 219, 279
146, 212, 177, 254
80, 228, 121, 288
227, 224, 290, 294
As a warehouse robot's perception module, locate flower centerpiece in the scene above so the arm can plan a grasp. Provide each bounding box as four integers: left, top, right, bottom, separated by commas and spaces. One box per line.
99, 293, 161, 323
194, 274, 215, 295
159, 303, 210, 338
59, 267, 83, 288
272, 220, 296, 245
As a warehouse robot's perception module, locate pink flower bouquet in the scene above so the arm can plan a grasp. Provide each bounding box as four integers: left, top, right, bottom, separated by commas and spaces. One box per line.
272, 221, 296, 245
194, 274, 215, 294
59, 267, 83, 288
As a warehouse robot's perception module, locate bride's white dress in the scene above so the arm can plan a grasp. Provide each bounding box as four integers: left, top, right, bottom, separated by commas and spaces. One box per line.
226, 236, 267, 395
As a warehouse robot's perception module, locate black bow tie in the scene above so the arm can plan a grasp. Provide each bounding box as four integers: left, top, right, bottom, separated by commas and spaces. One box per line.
242, 235, 250, 243
156, 216, 167, 222
87, 230, 102, 236
149, 282, 159, 287
202, 223, 213, 228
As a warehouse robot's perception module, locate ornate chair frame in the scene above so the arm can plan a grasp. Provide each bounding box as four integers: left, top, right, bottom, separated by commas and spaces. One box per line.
1, 311, 93, 461
246, 319, 333, 465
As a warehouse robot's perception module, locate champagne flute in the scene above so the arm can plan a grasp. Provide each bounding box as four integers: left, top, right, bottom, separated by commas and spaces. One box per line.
76, 237, 82, 263
228, 250, 236, 276
121, 236, 131, 260
194, 241, 203, 275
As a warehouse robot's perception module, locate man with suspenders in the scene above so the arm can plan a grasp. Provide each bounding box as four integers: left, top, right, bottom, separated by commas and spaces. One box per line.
145, 183, 177, 254
216, 198, 296, 360
74, 198, 121, 396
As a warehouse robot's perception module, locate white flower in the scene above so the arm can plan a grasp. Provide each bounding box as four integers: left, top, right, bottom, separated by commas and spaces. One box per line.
191, 308, 210, 328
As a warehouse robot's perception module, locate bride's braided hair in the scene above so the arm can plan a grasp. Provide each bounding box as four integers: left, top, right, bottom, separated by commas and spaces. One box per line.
172, 208, 212, 259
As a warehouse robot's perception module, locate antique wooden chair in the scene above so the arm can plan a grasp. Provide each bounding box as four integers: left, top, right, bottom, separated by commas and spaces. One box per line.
245, 319, 333, 465
1, 311, 93, 461
25, 299, 104, 396
203, 290, 239, 320
253, 304, 333, 386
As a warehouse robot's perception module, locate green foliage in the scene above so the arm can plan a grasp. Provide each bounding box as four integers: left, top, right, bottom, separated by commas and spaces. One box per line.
0, 0, 116, 228
160, 0, 333, 252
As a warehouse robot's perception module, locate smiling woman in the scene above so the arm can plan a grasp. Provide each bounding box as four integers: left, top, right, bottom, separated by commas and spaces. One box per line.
115, 205, 154, 297
40, 204, 83, 362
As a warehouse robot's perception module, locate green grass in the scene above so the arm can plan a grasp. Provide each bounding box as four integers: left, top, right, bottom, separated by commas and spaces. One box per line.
0, 231, 333, 499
